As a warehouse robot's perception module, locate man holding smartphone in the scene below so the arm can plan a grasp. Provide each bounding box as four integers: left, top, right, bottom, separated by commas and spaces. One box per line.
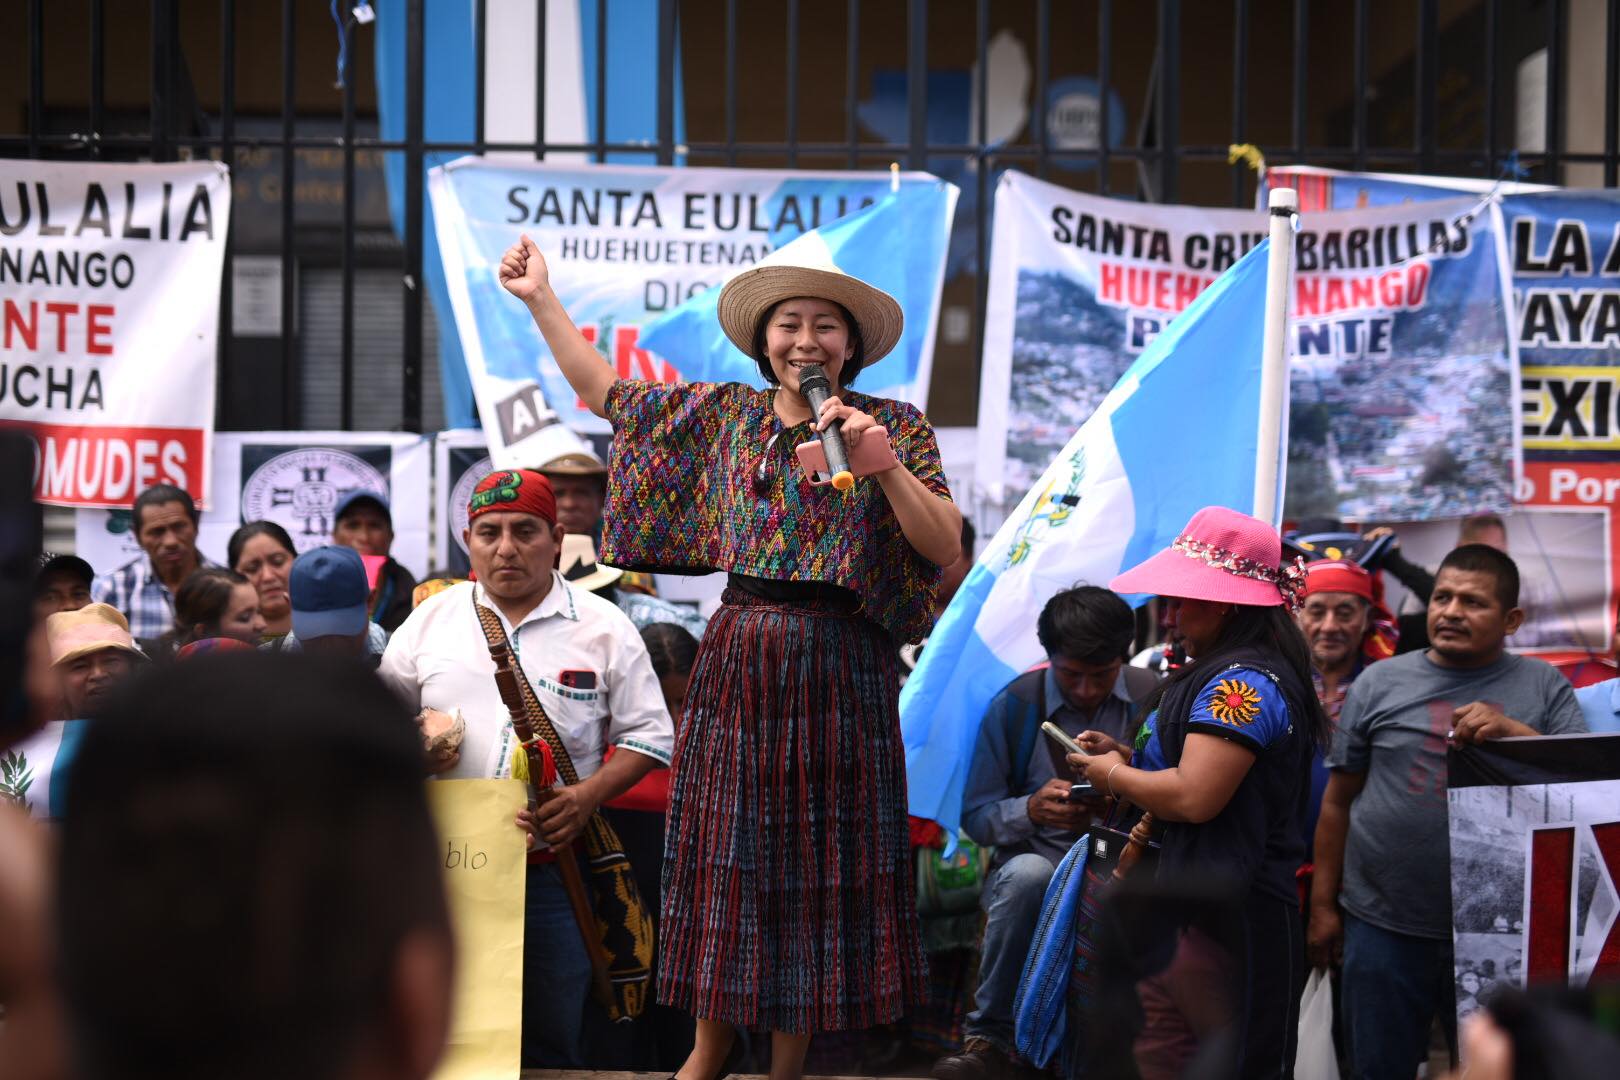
935, 586, 1159, 1080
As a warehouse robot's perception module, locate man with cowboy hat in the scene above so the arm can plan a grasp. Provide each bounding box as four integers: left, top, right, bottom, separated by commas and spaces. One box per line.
378, 467, 672, 1067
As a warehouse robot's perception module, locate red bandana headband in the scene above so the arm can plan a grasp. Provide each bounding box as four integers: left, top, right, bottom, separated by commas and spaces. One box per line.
1301, 559, 1375, 603
468, 469, 557, 526
1171, 535, 1309, 612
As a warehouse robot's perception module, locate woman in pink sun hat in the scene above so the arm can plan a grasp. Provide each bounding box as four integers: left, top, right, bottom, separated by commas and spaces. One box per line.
1067, 505, 1330, 1077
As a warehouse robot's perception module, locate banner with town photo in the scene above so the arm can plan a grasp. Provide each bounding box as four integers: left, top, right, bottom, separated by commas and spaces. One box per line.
76, 432, 432, 580
0, 160, 230, 508
978, 171, 1519, 525
1448, 735, 1620, 1036
427, 158, 950, 462
1266, 168, 1620, 465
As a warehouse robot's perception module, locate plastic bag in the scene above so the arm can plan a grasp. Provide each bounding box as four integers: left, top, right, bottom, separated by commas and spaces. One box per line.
1295, 967, 1340, 1080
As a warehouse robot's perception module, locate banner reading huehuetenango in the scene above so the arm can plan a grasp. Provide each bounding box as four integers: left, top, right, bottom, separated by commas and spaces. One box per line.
1448, 735, 1620, 1031
429, 158, 950, 461
0, 160, 229, 508
1268, 166, 1620, 652
979, 171, 1519, 524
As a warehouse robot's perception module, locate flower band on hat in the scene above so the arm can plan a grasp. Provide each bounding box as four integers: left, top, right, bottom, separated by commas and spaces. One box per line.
1170, 535, 1309, 612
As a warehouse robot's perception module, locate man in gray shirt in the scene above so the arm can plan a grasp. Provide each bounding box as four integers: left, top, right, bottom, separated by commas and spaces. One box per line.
1309, 544, 1586, 1080
933, 586, 1158, 1080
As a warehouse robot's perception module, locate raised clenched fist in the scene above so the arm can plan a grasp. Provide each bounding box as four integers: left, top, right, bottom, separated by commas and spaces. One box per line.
497, 232, 551, 303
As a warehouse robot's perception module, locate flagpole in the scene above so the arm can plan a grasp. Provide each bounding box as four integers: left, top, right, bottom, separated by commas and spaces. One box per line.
1253, 186, 1297, 524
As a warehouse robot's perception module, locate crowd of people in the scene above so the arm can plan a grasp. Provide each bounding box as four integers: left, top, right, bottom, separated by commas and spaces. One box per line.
3, 240, 1618, 1080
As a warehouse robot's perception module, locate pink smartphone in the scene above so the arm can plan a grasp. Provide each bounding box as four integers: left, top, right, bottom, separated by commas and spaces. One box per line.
795, 425, 899, 485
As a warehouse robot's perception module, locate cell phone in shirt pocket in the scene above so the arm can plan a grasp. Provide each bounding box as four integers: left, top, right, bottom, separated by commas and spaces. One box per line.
559, 669, 598, 691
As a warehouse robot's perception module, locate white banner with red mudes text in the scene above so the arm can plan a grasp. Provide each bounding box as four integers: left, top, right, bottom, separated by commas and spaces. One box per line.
0, 160, 228, 508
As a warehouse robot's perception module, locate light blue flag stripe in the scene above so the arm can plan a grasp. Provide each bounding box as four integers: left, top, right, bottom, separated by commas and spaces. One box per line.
902, 239, 1275, 840
637, 184, 955, 398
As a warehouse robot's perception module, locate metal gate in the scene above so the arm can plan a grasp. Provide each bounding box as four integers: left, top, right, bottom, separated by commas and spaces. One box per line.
5, 0, 1614, 432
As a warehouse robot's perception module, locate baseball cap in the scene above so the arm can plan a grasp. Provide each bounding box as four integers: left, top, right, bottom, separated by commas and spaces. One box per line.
334, 490, 391, 526
37, 552, 95, 589
289, 545, 371, 640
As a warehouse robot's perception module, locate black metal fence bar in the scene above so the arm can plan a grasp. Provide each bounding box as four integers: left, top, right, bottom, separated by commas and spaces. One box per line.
150, 1, 169, 163
341, 10, 358, 431
1232, 0, 1250, 206
1098, 0, 1112, 196
594, 0, 607, 163
1157, 0, 1180, 202
1033, 0, 1049, 180
785, 0, 800, 169
1416, 0, 1437, 172
908, 0, 928, 172
279, 0, 298, 429
28, 131, 1620, 166
1352, 0, 1367, 172
1291, 0, 1307, 161
218, 0, 235, 426
535, 0, 548, 160
973, 0, 990, 362
845, 0, 860, 169
724, 0, 737, 166
1485, 0, 1498, 171
657, 0, 676, 167
1547, 0, 1564, 177
474, 0, 487, 155
89, 0, 104, 160
1608, 0, 1619, 187
404, 0, 425, 434
27, 0, 42, 161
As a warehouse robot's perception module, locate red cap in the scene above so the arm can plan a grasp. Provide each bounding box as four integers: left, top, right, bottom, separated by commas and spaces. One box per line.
468, 469, 557, 526
1301, 559, 1374, 602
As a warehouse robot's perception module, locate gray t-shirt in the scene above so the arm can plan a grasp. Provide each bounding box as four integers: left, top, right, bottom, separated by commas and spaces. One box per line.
1326, 650, 1586, 939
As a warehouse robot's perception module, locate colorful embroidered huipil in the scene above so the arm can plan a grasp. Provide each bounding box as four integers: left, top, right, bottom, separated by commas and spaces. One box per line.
600, 379, 950, 642
602, 377, 952, 1033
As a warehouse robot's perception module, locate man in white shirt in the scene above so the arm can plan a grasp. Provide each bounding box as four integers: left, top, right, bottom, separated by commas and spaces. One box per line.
379, 468, 672, 1068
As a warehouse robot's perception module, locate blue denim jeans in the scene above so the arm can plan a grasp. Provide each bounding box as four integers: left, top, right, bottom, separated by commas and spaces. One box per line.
964, 852, 1055, 1054
1340, 912, 1456, 1080
522, 863, 592, 1067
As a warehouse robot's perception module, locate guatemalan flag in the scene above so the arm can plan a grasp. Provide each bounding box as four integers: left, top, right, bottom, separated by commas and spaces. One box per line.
901, 238, 1279, 839
637, 181, 958, 405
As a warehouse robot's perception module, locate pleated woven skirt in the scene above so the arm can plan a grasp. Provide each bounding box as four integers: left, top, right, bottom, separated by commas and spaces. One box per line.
657, 588, 927, 1034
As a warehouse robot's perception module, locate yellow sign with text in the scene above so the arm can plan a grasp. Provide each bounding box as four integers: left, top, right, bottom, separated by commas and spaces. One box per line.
1521, 365, 1620, 451
427, 779, 528, 1080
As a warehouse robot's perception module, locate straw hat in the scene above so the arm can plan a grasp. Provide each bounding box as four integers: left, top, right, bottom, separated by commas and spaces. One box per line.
716, 240, 904, 367
45, 603, 147, 667
538, 450, 608, 479
1110, 506, 1306, 610
560, 534, 623, 593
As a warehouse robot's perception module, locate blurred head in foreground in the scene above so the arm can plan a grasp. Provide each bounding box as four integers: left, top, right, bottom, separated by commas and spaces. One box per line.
55, 651, 453, 1080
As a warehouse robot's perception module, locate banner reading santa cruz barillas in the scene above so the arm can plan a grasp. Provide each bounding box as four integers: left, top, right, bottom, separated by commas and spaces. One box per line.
0, 160, 229, 508
1267, 167, 1620, 465
428, 158, 948, 461
1448, 734, 1620, 1033
978, 171, 1519, 524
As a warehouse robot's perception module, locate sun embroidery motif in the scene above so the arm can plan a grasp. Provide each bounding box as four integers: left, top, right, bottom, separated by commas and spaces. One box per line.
1207, 678, 1263, 727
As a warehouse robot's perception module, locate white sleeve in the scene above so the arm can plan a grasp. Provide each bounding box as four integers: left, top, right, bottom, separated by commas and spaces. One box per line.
604, 619, 674, 766
376, 614, 422, 712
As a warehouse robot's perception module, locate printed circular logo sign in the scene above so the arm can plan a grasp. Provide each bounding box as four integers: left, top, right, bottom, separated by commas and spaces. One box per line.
241, 448, 389, 552
448, 455, 494, 555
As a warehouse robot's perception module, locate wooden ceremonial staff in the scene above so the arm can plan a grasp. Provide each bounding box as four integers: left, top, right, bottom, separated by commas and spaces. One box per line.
486, 639, 616, 1010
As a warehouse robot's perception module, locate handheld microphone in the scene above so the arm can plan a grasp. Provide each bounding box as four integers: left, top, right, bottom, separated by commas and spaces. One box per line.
795, 363, 854, 491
